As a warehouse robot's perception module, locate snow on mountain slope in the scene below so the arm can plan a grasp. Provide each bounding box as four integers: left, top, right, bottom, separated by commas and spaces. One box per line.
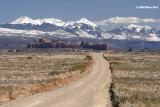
127, 24, 143, 32
74, 29, 97, 38
11, 16, 65, 26
109, 24, 160, 35
64, 18, 101, 38
11, 16, 37, 25
145, 34, 160, 41
42, 18, 65, 26
126, 24, 153, 33
64, 18, 97, 27
0, 27, 76, 38
77, 18, 97, 27
101, 32, 129, 40
0, 27, 45, 36
101, 31, 160, 41
0, 27, 98, 39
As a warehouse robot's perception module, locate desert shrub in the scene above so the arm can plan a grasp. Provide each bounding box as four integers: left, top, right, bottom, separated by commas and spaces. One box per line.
26, 56, 32, 59
85, 55, 92, 60
69, 62, 89, 72
0, 86, 13, 93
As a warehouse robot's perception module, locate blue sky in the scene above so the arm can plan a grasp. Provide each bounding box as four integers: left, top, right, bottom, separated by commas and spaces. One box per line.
0, 0, 160, 23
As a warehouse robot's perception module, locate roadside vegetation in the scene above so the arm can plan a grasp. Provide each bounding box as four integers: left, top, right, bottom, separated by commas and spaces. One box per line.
104, 52, 160, 107
0, 52, 92, 105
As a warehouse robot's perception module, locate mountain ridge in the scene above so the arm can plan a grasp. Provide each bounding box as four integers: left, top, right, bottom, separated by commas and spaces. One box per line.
0, 16, 160, 41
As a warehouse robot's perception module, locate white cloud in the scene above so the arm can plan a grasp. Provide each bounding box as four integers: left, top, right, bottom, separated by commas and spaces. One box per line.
95, 16, 160, 25
142, 18, 160, 23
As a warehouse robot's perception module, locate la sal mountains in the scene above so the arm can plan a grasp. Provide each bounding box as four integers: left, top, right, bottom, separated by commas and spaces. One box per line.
0, 16, 160, 41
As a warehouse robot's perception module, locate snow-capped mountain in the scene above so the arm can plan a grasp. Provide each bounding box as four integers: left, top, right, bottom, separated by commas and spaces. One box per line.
109, 24, 160, 35
11, 16, 36, 24
106, 24, 160, 41
65, 18, 97, 27
0, 16, 160, 41
0, 17, 100, 38
11, 16, 65, 26
64, 18, 101, 38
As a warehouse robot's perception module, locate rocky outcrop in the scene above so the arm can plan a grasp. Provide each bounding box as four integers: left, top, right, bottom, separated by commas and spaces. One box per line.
27, 38, 76, 48
80, 41, 107, 50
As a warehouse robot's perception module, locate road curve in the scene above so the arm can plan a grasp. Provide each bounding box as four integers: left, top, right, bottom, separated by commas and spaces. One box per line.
1, 53, 112, 107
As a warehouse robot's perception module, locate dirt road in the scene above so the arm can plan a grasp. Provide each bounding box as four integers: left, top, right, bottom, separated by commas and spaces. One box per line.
1, 53, 112, 107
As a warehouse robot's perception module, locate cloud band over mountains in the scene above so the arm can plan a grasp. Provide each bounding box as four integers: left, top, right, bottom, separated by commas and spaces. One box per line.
95, 17, 160, 25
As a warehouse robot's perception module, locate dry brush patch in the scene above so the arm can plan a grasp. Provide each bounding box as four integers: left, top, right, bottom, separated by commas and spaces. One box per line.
0, 52, 92, 105
104, 52, 160, 107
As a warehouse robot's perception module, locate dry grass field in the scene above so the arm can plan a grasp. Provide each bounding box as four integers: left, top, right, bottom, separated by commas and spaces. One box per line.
0, 51, 92, 105
104, 52, 160, 107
